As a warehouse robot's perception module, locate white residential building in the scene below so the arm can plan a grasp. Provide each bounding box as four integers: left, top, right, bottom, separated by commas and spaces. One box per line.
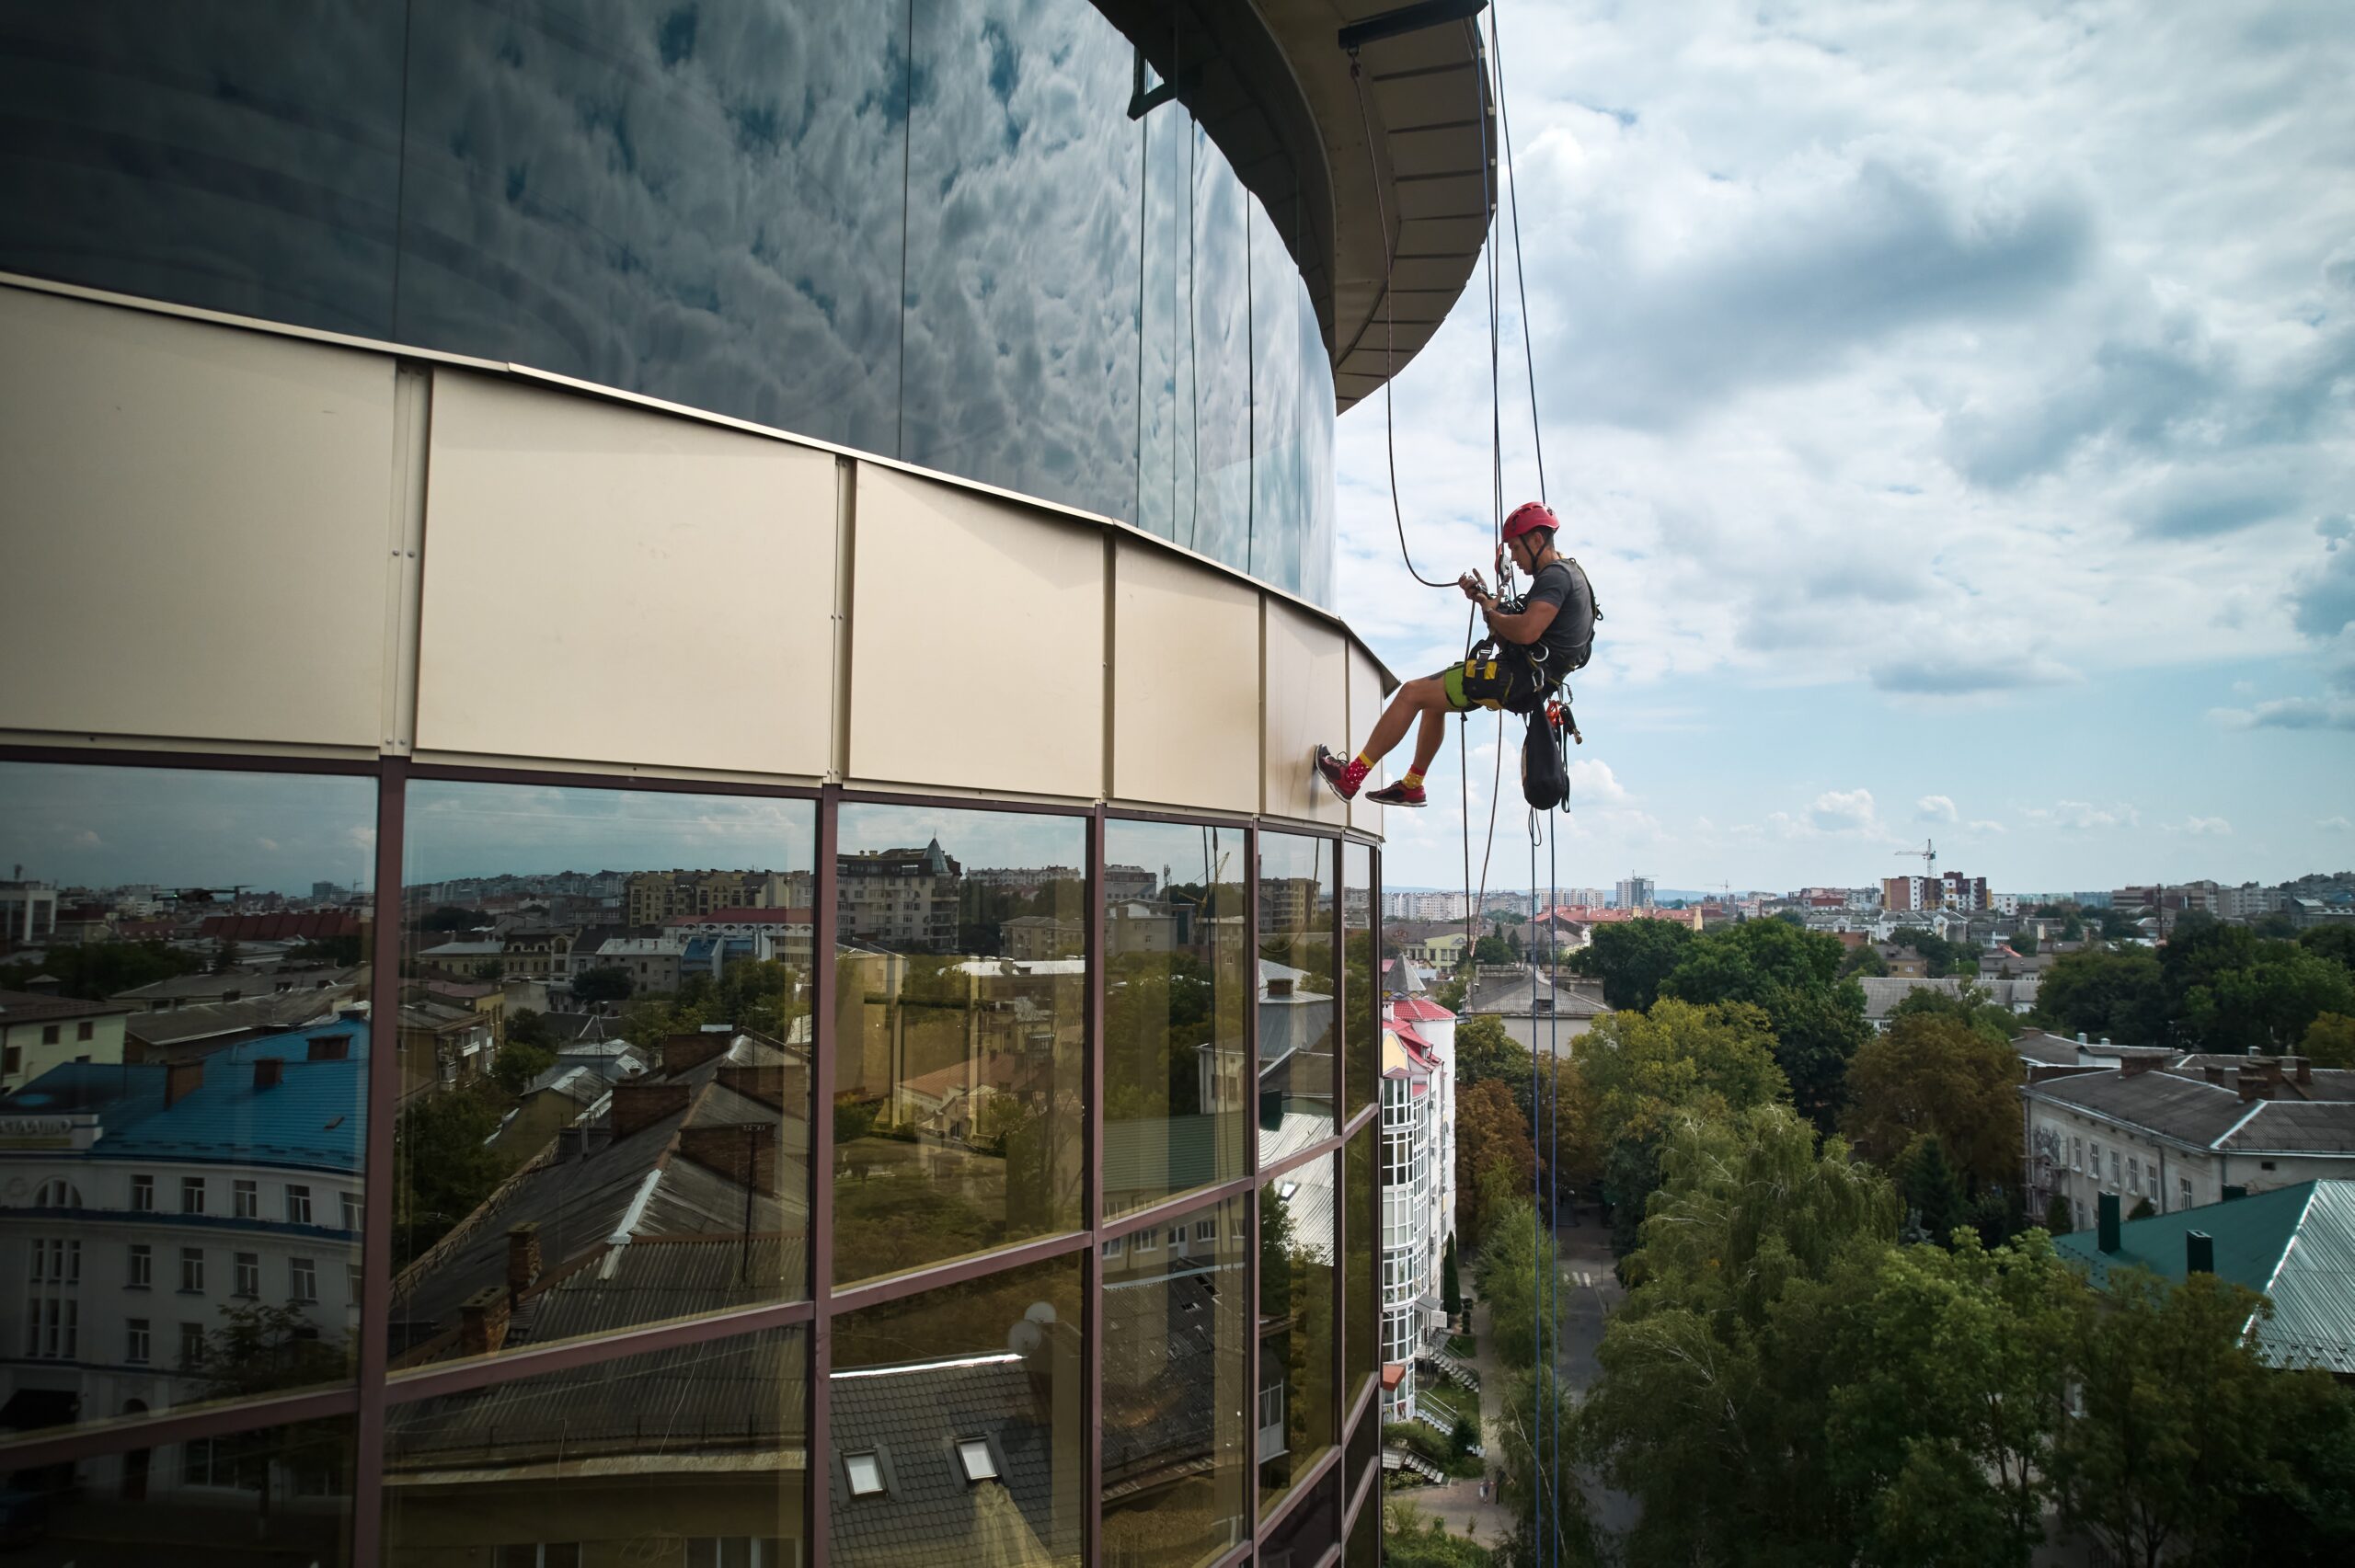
1378, 992, 1458, 1424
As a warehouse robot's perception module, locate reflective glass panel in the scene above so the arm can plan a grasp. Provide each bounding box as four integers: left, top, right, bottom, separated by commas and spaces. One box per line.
901, 0, 1140, 521
0, 6, 403, 337
1346, 1405, 1377, 1510
1261, 1468, 1340, 1568
393, 783, 816, 1368
1257, 834, 1336, 1167
1136, 90, 1193, 544
1258, 1155, 1337, 1514
1103, 822, 1246, 1218
1343, 842, 1374, 1123
395, 0, 908, 454
1293, 269, 1338, 611
832, 806, 1085, 1287
1348, 1495, 1377, 1568
1248, 199, 1304, 598
2, 1413, 356, 1565
0, 761, 372, 1443
830, 1251, 1084, 1566
1346, 1127, 1376, 1413
1102, 1193, 1247, 1568
384, 1328, 807, 1564
1189, 129, 1252, 577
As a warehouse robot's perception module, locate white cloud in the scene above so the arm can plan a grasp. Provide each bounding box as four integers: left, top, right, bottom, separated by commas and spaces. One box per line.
1916, 794, 1959, 823
2321, 816, 2353, 832
2207, 696, 2355, 732
1568, 759, 1631, 805
2164, 817, 2234, 836
2022, 800, 2142, 830
1967, 819, 2007, 834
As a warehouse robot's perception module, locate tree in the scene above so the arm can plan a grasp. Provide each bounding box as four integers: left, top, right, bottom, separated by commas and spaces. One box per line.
489, 1040, 555, 1095
394, 1083, 516, 1266
2044, 1194, 2074, 1235
1474, 933, 1516, 966
572, 964, 635, 1003
1843, 1014, 2023, 1190
1891, 926, 1974, 979
1442, 1231, 1463, 1317
411, 905, 482, 933
506, 1007, 557, 1049
2061, 912, 2085, 943
1824, 1230, 2081, 1567
2302, 923, 2355, 975
1659, 919, 1868, 1129
0, 938, 196, 1001
1569, 917, 1695, 1012
1888, 980, 2017, 1047
2127, 1196, 2156, 1220
192, 1299, 353, 1540
212, 938, 244, 974
2306, 1012, 2355, 1070
2011, 929, 2039, 956
1491, 1366, 1597, 1568
2052, 1270, 2355, 1568
1838, 942, 1890, 979
1580, 1105, 1899, 1564
1452, 1012, 1533, 1093
1895, 1134, 1969, 1243
1455, 1078, 1534, 1248
2037, 945, 2165, 1047
2180, 942, 2354, 1054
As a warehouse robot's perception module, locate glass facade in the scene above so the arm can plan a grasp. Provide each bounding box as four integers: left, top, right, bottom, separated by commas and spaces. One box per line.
0, 760, 1378, 1564
0, 0, 1337, 604
1257, 833, 1337, 1168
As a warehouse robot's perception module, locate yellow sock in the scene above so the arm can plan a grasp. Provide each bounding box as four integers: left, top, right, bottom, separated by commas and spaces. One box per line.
1403, 768, 1426, 789
1354, 750, 1376, 771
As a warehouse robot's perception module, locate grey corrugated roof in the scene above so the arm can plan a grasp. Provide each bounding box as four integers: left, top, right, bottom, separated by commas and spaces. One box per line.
2031, 1067, 2355, 1153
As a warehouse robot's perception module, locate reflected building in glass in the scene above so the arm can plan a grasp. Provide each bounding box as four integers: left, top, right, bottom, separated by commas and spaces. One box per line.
0, 1, 1499, 1562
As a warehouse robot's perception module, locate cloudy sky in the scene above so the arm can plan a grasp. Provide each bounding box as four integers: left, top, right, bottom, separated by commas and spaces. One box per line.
1339, 0, 2355, 896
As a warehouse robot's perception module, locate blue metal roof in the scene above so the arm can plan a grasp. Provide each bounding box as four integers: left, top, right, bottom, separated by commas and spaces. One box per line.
4, 1019, 369, 1173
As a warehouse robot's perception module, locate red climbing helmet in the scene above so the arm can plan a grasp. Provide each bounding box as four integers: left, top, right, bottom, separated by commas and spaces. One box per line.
1502, 500, 1558, 543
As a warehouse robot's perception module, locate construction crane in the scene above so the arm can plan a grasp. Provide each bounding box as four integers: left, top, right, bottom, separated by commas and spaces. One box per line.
1896, 840, 1936, 878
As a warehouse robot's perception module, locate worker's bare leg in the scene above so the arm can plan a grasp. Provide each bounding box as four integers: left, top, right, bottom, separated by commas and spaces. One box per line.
1359, 677, 1451, 765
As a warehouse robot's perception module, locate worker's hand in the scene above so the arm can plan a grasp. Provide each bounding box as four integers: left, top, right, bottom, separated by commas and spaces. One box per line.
1457, 570, 1488, 601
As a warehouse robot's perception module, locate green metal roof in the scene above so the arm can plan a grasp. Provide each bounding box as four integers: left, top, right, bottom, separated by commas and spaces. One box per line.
2055, 1180, 2355, 1375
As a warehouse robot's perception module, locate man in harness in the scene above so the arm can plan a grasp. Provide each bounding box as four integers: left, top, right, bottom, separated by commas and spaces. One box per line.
1316, 501, 1594, 807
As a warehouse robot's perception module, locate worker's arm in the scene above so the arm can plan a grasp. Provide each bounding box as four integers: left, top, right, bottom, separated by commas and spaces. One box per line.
1481, 595, 1559, 645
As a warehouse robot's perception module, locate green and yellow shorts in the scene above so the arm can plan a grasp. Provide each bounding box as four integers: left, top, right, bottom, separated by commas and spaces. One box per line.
1438, 652, 1542, 714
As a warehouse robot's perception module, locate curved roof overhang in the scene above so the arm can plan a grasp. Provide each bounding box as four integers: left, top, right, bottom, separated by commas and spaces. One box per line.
1094, 1, 1495, 412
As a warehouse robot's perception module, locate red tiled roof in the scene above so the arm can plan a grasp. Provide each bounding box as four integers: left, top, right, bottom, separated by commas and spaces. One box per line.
1388, 997, 1454, 1022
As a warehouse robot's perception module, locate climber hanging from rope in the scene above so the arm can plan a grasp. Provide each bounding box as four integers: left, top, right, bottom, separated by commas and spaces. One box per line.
1315, 499, 1597, 807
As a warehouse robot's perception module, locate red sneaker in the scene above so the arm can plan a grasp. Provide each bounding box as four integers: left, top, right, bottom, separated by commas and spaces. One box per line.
1365, 780, 1427, 807
1313, 745, 1364, 802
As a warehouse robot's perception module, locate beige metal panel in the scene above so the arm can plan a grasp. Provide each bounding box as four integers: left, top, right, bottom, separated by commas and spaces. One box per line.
1109, 541, 1260, 814
414, 373, 837, 776
1348, 646, 1391, 838
0, 286, 396, 748
1262, 599, 1350, 828
848, 465, 1104, 798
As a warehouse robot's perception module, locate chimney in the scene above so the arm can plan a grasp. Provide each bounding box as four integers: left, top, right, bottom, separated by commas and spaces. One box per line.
2203, 1063, 2228, 1085
458, 1287, 510, 1356
165, 1059, 204, 1107
2077, 1031, 2088, 1046
2286, 1054, 2312, 1085
2235, 1067, 2270, 1103
717, 1060, 803, 1110
2097, 1193, 2121, 1254
307, 1033, 350, 1062
252, 1057, 283, 1091
2120, 1054, 2157, 1079
661, 1032, 729, 1078
678, 1122, 777, 1195
2186, 1230, 2214, 1276
505, 1222, 542, 1298
609, 1081, 691, 1140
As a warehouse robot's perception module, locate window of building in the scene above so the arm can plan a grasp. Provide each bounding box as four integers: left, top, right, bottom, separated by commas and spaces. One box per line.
2073, 1137, 2084, 1172
2, 1044, 17, 1075
234, 1252, 258, 1299
290, 1256, 317, 1302
180, 1176, 205, 1215
285, 1185, 312, 1225
33, 1178, 80, 1208
2180, 1177, 2194, 1210
349, 1263, 363, 1301
833, 803, 1083, 1288
843, 1452, 886, 1499
686, 1542, 794, 1568
2128, 1158, 2141, 1194
128, 1243, 151, 1288
1344, 842, 1375, 1122
1259, 1153, 1338, 1515
41, 1023, 60, 1045
179, 1247, 203, 1293
1258, 832, 1339, 1167
179, 1322, 206, 1368
1347, 1127, 1376, 1411
131, 1173, 153, 1211
340, 1192, 362, 1231
126, 1317, 150, 1364
75, 1019, 94, 1041
233, 1179, 258, 1219
955, 1437, 998, 1483
1101, 821, 1247, 1218
2110, 1151, 2121, 1187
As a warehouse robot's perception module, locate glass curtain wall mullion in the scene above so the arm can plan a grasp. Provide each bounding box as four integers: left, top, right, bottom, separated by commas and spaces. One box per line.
1084, 806, 1106, 1568
352, 752, 408, 1568
382, 1298, 819, 1409
810, 784, 841, 1568
0, 1384, 360, 1472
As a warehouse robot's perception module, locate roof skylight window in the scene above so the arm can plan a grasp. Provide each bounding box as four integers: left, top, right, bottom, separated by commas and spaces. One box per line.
956, 1437, 998, 1483
844, 1451, 885, 1497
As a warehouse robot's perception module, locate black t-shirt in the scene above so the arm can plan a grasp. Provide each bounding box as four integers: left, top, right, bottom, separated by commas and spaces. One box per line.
1511, 558, 1594, 676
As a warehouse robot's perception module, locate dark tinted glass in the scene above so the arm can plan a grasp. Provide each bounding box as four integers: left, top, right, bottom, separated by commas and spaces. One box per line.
6, 1414, 357, 1565
1346, 1127, 1377, 1413
1103, 822, 1246, 1217
1343, 842, 1374, 1122
0, 4, 403, 337
830, 1251, 1084, 1566
1258, 833, 1337, 1167
1348, 1495, 1378, 1568
832, 805, 1085, 1287
902, 0, 1140, 521
1258, 1155, 1337, 1515
392, 782, 816, 1368
384, 1329, 807, 1563
0, 761, 372, 1445
1101, 1193, 1248, 1568
395, 0, 907, 454
1347, 1403, 1378, 1510
1261, 1470, 1340, 1568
